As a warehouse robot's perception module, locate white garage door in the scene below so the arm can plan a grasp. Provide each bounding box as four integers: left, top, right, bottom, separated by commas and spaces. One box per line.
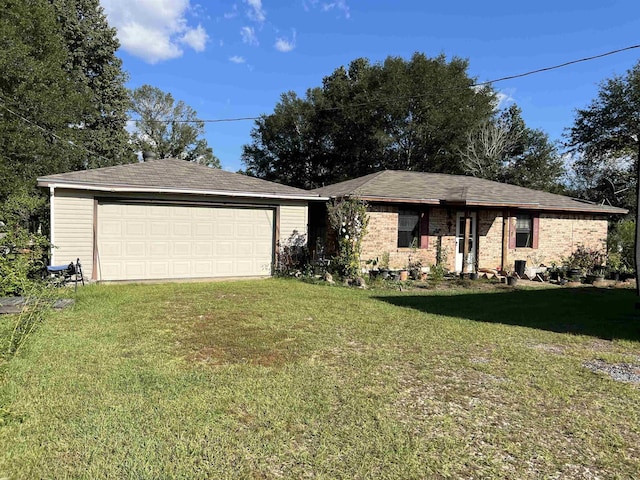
97, 202, 274, 281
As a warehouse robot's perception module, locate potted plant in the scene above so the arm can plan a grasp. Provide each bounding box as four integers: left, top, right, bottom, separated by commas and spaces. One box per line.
507, 273, 518, 286
379, 251, 390, 279
366, 257, 379, 279
607, 251, 622, 281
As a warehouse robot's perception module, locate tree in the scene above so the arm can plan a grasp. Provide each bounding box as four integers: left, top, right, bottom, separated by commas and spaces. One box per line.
459, 105, 565, 193
0, 0, 90, 201
242, 53, 496, 188
49, 0, 134, 168
129, 85, 221, 167
567, 60, 640, 294
567, 61, 640, 213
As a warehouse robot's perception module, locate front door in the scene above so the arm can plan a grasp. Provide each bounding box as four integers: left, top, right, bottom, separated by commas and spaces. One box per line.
455, 212, 477, 273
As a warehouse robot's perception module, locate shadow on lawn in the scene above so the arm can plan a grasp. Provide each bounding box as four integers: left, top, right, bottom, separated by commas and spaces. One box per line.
374, 287, 640, 341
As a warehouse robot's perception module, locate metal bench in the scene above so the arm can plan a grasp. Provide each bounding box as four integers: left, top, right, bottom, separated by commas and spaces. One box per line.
47, 258, 84, 290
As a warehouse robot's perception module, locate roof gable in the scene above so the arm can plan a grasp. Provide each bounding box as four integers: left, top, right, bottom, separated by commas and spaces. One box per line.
311, 170, 627, 215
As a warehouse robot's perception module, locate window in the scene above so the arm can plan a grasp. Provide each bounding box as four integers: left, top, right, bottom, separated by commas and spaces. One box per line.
516, 214, 532, 248
398, 210, 419, 248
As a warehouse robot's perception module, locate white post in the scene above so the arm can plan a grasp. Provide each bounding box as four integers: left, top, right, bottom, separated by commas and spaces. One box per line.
49, 185, 55, 266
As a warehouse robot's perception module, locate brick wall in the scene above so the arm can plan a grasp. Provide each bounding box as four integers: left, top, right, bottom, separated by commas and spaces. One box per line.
360, 205, 609, 272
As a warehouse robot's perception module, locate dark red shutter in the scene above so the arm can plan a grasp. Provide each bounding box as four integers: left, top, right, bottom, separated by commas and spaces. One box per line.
509, 216, 516, 249
419, 210, 429, 249
532, 213, 540, 249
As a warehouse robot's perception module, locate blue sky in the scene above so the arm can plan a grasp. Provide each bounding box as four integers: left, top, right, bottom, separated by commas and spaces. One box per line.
100, 0, 640, 172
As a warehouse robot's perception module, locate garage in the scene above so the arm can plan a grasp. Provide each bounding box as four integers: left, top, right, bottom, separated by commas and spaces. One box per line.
37, 158, 320, 282
97, 202, 274, 281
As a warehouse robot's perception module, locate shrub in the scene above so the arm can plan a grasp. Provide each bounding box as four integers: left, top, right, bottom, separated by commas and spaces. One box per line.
607, 219, 635, 271
274, 230, 310, 276
0, 191, 50, 296
327, 197, 369, 278
562, 245, 606, 274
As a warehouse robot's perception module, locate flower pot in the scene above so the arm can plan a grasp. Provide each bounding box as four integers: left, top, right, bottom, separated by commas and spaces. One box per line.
399, 270, 409, 281
568, 268, 582, 280
469, 272, 478, 280
507, 276, 518, 286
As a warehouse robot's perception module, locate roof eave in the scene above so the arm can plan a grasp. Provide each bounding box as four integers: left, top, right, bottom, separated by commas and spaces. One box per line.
321, 193, 626, 214
37, 179, 327, 202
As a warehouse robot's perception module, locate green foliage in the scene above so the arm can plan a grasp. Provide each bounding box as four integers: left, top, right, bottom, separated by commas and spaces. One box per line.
242, 53, 496, 188
327, 197, 369, 278
0, 229, 50, 297
429, 238, 449, 285
567, 61, 640, 213
0, 191, 50, 296
608, 219, 635, 271
0, 0, 89, 201
274, 230, 310, 276
49, 0, 135, 168
129, 85, 221, 167
562, 245, 606, 274
0, 0, 133, 206
1, 284, 58, 360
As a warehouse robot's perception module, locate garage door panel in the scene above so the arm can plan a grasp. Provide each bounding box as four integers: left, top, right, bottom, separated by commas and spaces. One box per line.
126, 242, 146, 257
149, 262, 169, 276
216, 242, 233, 256
98, 203, 274, 280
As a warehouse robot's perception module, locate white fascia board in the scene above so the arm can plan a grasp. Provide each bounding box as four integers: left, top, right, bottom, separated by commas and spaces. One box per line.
38, 181, 329, 202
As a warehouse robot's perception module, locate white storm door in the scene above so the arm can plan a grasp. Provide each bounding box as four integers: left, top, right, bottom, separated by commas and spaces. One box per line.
455, 212, 477, 273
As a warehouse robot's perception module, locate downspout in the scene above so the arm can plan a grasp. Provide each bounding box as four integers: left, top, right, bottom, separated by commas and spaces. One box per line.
49, 185, 55, 266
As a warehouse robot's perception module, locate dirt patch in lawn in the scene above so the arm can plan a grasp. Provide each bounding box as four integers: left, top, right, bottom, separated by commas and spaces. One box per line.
179, 313, 300, 367
583, 359, 640, 384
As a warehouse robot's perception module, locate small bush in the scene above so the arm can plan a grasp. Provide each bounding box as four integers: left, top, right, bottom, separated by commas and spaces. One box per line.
0, 228, 50, 296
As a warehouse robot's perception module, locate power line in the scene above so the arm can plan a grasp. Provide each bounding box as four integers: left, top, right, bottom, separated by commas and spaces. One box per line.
0, 96, 114, 164
131, 44, 640, 124
2, 43, 639, 158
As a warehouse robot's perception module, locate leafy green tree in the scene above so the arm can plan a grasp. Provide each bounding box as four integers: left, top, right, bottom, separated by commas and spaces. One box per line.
49, 0, 134, 168
242, 53, 496, 188
0, 0, 89, 201
567, 61, 640, 213
567, 60, 640, 290
130, 85, 221, 167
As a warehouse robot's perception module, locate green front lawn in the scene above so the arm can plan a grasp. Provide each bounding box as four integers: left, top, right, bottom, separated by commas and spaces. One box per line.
1, 280, 639, 478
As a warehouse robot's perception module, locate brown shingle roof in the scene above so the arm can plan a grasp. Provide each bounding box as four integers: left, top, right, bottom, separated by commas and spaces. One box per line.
311, 170, 627, 215
37, 158, 320, 199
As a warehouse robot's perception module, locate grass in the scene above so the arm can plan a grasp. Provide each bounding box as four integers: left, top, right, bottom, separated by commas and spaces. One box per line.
0, 279, 639, 478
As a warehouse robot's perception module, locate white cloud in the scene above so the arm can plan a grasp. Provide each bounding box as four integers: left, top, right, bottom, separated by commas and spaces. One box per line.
229, 55, 246, 64
100, 0, 210, 63
274, 31, 296, 52
240, 26, 259, 46
224, 4, 238, 19
180, 24, 208, 51
244, 0, 266, 22
321, 0, 350, 18
274, 38, 294, 52
495, 90, 515, 109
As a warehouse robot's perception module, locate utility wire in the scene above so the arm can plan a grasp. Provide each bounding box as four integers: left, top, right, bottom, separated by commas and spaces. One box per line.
0, 96, 114, 164
131, 44, 640, 123
1, 43, 639, 159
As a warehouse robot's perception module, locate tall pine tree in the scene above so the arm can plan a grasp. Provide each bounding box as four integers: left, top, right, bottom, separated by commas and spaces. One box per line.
49, 0, 134, 168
